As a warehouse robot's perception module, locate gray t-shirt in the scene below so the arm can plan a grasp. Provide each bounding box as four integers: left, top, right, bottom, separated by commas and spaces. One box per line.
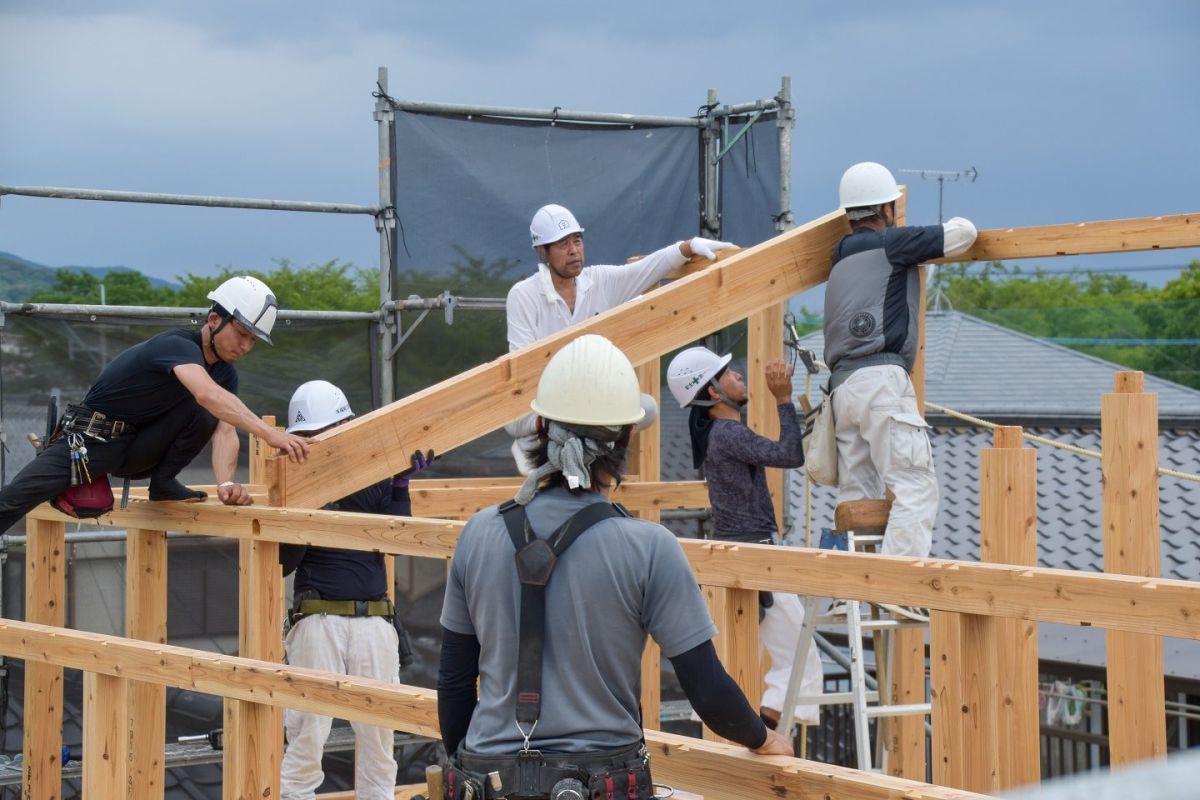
440, 486, 717, 754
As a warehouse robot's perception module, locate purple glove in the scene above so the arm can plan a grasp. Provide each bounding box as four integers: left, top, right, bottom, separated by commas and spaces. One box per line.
393, 449, 436, 488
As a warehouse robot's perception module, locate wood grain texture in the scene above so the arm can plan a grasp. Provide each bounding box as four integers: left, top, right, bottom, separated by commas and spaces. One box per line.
23, 518, 65, 800
127, 528, 168, 799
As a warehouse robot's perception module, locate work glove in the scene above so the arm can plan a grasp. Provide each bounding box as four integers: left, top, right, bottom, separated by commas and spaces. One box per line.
688, 236, 737, 260
393, 448, 436, 488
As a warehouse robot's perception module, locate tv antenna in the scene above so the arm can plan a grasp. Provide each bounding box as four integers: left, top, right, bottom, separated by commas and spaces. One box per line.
897, 166, 978, 224
898, 167, 978, 311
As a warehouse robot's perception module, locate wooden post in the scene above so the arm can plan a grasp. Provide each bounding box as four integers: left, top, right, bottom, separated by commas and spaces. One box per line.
885, 187, 926, 780
701, 584, 761, 742
958, 615, 1000, 793
83, 671, 129, 795
929, 611, 965, 788
1102, 371, 1166, 766
127, 528, 168, 798
978, 426, 1039, 789
634, 362, 663, 729
23, 517, 66, 800
747, 305, 786, 527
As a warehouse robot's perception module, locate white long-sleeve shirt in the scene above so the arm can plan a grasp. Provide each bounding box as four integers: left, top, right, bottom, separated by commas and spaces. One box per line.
505, 242, 688, 351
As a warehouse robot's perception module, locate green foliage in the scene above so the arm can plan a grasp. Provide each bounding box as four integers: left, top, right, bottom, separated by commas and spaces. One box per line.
940, 260, 1200, 389
174, 259, 378, 311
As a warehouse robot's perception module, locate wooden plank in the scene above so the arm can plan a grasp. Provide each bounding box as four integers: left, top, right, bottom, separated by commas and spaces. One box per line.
930, 611, 965, 788
0, 620, 995, 800
23, 517, 65, 800
747, 303, 786, 530
931, 212, 1200, 263
702, 586, 730, 743
959, 614, 1000, 793
1102, 372, 1167, 767
25, 502, 1200, 637
979, 428, 1040, 789
634, 361, 663, 728
271, 210, 852, 508
83, 671, 129, 797
410, 480, 710, 520
127, 528, 168, 799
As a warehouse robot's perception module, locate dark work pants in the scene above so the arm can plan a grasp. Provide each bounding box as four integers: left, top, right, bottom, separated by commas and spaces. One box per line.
0, 398, 219, 534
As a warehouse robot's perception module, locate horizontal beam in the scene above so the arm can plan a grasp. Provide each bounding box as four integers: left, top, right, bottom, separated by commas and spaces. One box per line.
0, 619, 990, 800
410, 480, 711, 519
934, 212, 1200, 263
28, 502, 1200, 638
680, 540, 1200, 640
270, 210, 851, 508
0, 618, 439, 736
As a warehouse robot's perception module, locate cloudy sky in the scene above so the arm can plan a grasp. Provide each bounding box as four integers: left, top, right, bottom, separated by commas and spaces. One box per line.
1, 1, 1197, 287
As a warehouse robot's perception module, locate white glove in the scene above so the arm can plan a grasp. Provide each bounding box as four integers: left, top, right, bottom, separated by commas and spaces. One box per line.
688, 236, 737, 260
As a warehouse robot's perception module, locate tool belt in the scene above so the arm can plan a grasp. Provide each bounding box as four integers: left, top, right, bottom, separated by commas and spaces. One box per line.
448, 742, 653, 800
61, 404, 136, 442
289, 597, 394, 625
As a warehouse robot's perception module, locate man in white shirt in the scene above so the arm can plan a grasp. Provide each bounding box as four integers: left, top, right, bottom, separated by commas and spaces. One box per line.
504, 203, 735, 472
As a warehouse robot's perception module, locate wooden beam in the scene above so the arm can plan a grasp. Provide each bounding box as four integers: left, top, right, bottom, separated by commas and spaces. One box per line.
23, 517, 65, 800
270, 210, 852, 508
1102, 372, 1167, 766
932, 212, 1200, 263
959, 614, 1000, 793
930, 611, 965, 787
980, 428, 1040, 789
127, 528, 168, 799
747, 303, 786, 530
408, 479, 710, 520
83, 671, 129, 796
25, 502, 1200, 637
634, 361, 663, 729
0, 619, 997, 800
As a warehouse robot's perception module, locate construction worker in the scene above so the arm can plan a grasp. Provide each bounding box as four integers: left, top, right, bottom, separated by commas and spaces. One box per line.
824, 162, 977, 561
667, 346, 824, 731
439, 335, 791, 799
503, 203, 735, 472
0, 275, 310, 532
279, 379, 428, 800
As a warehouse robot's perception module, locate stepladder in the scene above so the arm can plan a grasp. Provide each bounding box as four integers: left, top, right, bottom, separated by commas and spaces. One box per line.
778, 499, 931, 772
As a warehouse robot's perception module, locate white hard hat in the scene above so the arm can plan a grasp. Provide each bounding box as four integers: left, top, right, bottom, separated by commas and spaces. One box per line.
667, 346, 732, 408
207, 275, 278, 344
530, 204, 584, 249
530, 334, 644, 426
838, 162, 902, 213
286, 380, 353, 433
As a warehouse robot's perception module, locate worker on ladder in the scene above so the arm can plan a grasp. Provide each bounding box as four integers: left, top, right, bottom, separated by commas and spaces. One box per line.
439, 335, 790, 800
666, 346, 824, 733
823, 162, 977, 561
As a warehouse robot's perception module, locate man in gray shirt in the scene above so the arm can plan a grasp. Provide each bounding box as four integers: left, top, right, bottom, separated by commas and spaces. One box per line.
667, 345, 824, 731
439, 335, 789, 799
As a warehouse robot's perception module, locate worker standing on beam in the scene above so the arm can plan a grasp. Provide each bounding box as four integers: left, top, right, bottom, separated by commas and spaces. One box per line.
279, 379, 429, 800
824, 162, 977, 560
0, 275, 311, 532
667, 346, 824, 732
503, 203, 736, 473
439, 335, 791, 800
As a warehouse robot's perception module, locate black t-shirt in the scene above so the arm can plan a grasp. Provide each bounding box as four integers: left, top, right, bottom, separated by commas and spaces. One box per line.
83, 329, 238, 425
282, 479, 413, 601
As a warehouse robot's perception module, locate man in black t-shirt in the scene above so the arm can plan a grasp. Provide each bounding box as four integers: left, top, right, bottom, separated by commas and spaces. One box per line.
0, 275, 312, 534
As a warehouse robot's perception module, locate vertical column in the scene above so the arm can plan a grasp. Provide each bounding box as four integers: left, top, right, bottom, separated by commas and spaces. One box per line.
980, 427, 1040, 788
127, 528, 168, 798
958, 615, 1000, 793
23, 517, 65, 800
747, 306, 786, 528
634, 362, 663, 729
84, 671, 130, 796
930, 611, 964, 787
885, 187, 926, 780
701, 584, 761, 742
1102, 371, 1166, 766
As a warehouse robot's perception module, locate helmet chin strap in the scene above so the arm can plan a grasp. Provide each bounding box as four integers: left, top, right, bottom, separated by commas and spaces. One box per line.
692, 379, 744, 412
207, 316, 230, 364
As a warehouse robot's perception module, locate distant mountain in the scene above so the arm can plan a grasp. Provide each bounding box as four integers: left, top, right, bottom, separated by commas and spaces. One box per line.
0, 252, 180, 301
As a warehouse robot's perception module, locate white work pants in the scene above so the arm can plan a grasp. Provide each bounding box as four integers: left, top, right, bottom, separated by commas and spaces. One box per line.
831, 365, 938, 558
281, 614, 400, 800
760, 593, 824, 725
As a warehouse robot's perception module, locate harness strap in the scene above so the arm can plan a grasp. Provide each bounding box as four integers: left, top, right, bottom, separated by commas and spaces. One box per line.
499, 498, 629, 732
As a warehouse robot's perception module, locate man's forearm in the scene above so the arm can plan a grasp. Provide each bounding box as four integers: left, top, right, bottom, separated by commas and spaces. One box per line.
211, 424, 239, 484
197, 385, 278, 441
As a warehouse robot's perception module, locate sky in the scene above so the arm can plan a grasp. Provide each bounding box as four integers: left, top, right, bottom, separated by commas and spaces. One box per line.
1, 1, 1198, 291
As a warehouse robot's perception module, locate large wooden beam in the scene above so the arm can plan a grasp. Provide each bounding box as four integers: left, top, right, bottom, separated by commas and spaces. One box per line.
932, 212, 1200, 263
1102, 372, 1167, 766
408, 480, 711, 519
25, 503, 1200, 637
83, 671, 129, 796
0, 619, 994, 800
23, 517, 65, 800
270, 210, 852, 508
127, 528, 168, 799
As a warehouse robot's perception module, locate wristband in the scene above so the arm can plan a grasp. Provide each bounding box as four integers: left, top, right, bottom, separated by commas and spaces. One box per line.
218, 481, 237, 489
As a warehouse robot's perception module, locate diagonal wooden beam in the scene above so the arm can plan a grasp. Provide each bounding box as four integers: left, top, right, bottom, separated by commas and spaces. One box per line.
932, 212, 1200, 263
269, 210, 851, 508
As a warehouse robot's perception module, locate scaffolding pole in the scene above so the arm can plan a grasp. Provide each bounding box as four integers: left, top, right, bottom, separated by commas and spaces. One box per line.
0, 185, 376, 216
376, 66, 398, 406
